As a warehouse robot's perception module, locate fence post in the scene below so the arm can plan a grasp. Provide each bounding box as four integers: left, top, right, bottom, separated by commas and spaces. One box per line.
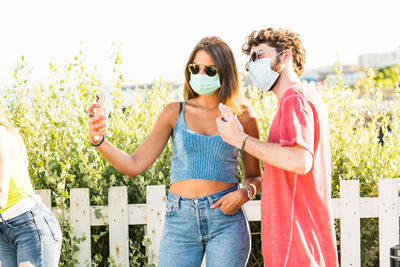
35, 189, 52, 210
379, 178, 399, 267
146, 185, 166, 265
340, 179, 360, 267
70, 188, 91, 266
109, 186, 129, 266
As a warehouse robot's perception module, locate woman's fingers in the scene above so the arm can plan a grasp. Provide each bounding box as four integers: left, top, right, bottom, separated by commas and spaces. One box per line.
89, 122, 107, 130
210, 196, 224, 209
87, 104, 107, 144
89, 115, 107, 125
88, 104, 101, 115
89, 130, 107, 136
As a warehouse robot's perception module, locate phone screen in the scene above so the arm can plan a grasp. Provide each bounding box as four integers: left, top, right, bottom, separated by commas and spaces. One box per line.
218, 103, 229, 122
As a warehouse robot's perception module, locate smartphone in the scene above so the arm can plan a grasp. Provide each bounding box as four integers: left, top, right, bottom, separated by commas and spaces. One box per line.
94, 91, 106, 141
94, 91, 106, 117
218, 103, 229, 122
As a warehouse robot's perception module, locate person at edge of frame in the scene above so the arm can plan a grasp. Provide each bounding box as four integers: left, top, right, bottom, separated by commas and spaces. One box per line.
0, 107, 62, 267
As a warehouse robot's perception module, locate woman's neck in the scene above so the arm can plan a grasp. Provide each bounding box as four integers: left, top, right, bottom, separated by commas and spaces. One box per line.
195, 93, 219, 108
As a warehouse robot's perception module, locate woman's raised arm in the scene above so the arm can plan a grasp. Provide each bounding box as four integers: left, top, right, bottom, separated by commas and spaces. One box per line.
88, 102, 181, 178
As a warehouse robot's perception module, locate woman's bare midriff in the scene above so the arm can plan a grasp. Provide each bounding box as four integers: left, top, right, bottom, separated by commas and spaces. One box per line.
169, 179, 236, 199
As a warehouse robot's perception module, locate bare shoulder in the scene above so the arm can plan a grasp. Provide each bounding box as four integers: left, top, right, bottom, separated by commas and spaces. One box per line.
159, 101, 182, 128
238, 104, 257, 123
238, 104, 259, 138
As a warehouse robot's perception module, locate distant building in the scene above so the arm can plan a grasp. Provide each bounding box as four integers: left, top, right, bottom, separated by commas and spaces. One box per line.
302, 50, 399, 86
302, 65, 367, 86
358, 51, 398, 68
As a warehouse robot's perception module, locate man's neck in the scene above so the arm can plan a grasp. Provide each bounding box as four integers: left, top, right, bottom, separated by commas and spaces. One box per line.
272, 70, 301, 101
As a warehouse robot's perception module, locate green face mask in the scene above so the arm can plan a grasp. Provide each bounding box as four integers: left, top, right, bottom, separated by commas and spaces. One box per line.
189, 73, 221, 96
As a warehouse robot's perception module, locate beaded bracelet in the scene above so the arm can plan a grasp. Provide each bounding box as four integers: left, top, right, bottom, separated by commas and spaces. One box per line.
90, 136, 105, 147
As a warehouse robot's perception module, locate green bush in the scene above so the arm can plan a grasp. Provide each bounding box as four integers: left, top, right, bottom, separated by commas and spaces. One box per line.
1, 46, 399, 266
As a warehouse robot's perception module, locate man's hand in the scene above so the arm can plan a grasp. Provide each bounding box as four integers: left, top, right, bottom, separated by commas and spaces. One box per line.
216, 104, 247, 149
210, 189, 248, 214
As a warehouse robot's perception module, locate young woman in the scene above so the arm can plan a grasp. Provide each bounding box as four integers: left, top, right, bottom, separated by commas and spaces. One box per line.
0, 109, 62, 267
88, 36, 262, 267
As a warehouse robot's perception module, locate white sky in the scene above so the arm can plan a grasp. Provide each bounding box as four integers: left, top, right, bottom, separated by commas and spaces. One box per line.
1, 0, 400, 87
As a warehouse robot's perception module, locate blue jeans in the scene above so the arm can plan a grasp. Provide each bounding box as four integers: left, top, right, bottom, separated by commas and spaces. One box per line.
158, 184, 251, 267
0, 202, 62, 267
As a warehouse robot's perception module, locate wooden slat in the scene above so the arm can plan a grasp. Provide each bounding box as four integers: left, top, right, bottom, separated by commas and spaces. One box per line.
70, 188, 91, 266
379, 179, 399, 267
243, 200, 261, 221
146, 185, 166, 265
360, 198, 379, 218
332, 198, 341, 218
340, 180, 360, 267
201, 255, 206, 267
109, 187, 129, 266
128, 204, 147, 225
90, 206, 109, 226
35, 189, 51, 210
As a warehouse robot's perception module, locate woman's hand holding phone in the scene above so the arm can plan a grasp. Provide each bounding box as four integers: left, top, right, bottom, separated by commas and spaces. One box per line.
88, 92, 107, 145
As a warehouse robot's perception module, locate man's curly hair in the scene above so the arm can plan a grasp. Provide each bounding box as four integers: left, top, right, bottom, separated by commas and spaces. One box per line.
242, 28, 306, 77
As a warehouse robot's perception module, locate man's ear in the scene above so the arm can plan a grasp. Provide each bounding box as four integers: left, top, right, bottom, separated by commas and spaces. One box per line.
283, 50, 292, 63
272, 50, 291, 72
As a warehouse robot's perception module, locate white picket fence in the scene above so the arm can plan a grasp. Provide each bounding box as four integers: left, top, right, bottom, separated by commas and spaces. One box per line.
36, 178, 400, 267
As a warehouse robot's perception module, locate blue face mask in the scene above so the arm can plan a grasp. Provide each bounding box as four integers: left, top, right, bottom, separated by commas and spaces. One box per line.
189, 73, 221, 96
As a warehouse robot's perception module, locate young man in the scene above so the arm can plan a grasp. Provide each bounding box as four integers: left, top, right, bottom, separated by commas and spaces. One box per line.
216, 28, 338, 266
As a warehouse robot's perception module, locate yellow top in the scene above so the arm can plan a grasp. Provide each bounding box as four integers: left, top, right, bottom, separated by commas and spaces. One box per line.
0, 128, 34, 214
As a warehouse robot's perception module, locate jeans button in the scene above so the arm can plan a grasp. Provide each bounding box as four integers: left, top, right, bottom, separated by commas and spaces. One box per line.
194, 199, 198, 204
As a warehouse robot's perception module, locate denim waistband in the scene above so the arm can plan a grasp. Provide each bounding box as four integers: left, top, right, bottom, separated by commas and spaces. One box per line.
167, 183, 239, 208
0, 194, 42, 222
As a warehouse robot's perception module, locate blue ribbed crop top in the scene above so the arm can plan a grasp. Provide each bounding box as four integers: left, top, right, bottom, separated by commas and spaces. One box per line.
169, 102, 239, 184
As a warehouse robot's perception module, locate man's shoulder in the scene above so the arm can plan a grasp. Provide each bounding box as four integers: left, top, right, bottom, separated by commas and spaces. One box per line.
282, 83, 324, 108
281, 83, 309, 102
280, 84, 310, 107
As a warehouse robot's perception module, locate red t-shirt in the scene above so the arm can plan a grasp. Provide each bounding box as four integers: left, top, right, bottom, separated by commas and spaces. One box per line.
261, 84, 338, 267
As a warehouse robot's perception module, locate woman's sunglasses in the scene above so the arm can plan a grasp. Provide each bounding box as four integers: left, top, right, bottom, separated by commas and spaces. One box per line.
187, 63, 218, 77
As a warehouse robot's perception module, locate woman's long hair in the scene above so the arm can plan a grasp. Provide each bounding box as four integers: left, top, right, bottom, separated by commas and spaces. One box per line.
183, 36, 246, 115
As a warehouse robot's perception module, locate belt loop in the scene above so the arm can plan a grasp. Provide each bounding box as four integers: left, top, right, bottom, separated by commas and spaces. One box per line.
207, 195, 214, 206
0, 213, 4, 223
175, 196, 180, 210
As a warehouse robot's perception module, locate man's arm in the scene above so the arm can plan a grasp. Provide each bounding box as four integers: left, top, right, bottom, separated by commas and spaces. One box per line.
216, 103, 314, 175
241, 135, 313, 175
